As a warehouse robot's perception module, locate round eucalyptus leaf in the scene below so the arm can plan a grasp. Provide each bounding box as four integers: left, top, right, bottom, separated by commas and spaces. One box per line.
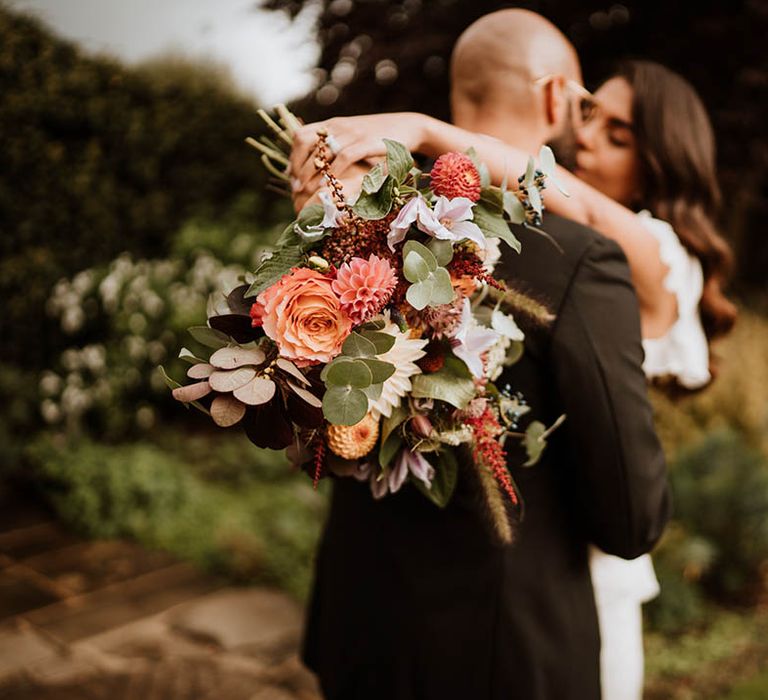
322, 386, 369, 426
209, 346, 265, 369
428, 268, 456, 306
210, 394, 247, 427
325, 358, 373, 388
172, 381, 212, 403
275, 357, 310, 386
403, 250, 432, 283
233, 376, 276, 405
187, 363, 214, 379
208, 367, 257, 393
406, 279, 435, 311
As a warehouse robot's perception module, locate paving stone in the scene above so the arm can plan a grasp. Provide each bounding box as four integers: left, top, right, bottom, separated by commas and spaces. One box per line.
0, 522, 81, 561
0, 621, 59, 679
0, 571, 60, 618
167, 588, 304, 654
19, 540, 178, 595
23, 563, 224, 643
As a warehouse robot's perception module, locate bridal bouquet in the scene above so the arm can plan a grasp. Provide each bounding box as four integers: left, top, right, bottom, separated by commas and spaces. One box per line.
164, 109, 562, 541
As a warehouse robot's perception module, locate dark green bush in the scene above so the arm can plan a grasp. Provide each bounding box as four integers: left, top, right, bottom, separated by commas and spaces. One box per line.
0, 6, 283, 372
670, 430, 768, 602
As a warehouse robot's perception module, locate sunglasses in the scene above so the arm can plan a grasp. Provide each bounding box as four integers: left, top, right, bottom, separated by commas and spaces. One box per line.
533, 74, 598, 125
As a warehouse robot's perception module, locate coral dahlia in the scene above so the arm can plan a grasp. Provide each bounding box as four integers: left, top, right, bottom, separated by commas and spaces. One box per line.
331, 254, 398, 325
430, 152, 482, 202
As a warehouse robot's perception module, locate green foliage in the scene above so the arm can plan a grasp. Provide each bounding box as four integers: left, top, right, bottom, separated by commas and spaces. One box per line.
27, 432, 326, 600
671, 430, 768, 601
0, 6, 282, 371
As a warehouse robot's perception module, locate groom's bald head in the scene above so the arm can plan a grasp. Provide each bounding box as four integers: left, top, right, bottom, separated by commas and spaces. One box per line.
451, 9, 581, 128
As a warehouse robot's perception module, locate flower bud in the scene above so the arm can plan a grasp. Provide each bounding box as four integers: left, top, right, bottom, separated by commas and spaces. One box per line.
307, 255, 330, 273
410, 414, 433, 439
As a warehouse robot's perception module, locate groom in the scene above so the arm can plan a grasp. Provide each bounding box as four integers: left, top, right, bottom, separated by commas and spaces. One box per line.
293, 10, 670, 700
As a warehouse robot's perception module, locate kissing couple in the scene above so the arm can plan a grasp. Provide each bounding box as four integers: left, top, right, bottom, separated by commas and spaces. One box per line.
288, 8, 736, 700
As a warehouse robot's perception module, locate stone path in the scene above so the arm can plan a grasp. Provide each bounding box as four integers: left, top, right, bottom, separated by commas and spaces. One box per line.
0, 497, 322, 699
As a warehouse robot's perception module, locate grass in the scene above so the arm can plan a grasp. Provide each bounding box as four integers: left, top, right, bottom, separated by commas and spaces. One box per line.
27, 429, 329, 601
645, 606, 768, 699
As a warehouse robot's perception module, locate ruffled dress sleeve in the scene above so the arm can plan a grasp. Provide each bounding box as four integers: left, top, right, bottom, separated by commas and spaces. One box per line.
638, 210, 711, 389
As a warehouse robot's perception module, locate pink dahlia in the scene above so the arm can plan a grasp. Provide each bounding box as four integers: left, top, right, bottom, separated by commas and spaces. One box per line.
331, 254, 398, 325
430, 152, 482, 202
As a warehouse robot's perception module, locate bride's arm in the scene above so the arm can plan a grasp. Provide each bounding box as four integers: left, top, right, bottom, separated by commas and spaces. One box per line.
291, 113, 676, 337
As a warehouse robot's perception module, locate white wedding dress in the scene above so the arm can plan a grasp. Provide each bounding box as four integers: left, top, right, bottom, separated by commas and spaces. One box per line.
590, 210, 710, 700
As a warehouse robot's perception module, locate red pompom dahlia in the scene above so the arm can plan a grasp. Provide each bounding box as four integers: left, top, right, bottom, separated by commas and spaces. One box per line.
430, 152, 482, 202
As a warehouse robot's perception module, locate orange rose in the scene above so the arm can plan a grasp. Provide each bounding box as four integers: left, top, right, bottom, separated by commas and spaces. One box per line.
258, 268, 352, 365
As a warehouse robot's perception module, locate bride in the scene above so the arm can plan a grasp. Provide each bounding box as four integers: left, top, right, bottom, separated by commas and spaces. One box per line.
289, 59, 736, 699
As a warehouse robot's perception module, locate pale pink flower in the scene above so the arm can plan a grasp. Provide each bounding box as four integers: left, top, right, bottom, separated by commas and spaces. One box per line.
331, 254, 398, 325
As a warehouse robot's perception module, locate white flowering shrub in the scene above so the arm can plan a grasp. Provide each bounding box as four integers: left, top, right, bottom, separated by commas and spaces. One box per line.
43, 247, 253, 438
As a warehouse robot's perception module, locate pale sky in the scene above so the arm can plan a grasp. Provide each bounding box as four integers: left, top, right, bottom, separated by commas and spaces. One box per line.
9, 0, 321, 105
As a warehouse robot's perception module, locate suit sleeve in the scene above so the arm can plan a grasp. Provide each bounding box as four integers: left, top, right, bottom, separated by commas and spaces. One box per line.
550, 235, 671, 559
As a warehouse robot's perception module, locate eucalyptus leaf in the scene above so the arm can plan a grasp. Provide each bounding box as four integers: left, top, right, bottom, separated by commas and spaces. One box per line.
209, 346, 265, 369
403, 240, 437, 271
210, 394, 247, 427
325, 358, 373, 388
360, 358, 396, 384
159, 366, 210, 416
172, 380, 213, 403
403, 250, 432, 283
322, 385, 369, 425
233, 376, 276, 406
523, 420, 547, 467
428, 267, 455, 305
383, 138, 413, 183
362, 383, 383, 402
188, 326, 231, 349
275, 357, 310, 386
287, 381, 323, 408
361, 319, 386, 331
341, 332, 377, 358
187, 363, 214, 379
406, 278, 435, 310
362, 162, 387, 194
208, 367, 257, 393
358, 330, 396, 355
244, 246, 304, 298
427, 239, 454, 266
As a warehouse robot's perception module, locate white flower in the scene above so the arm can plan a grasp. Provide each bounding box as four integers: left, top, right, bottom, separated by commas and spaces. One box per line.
486, 336, 512, 381
368, 314, 427, 419
450, 298, 501, 379
491, 308, 525, 341
388, 194, 487, 251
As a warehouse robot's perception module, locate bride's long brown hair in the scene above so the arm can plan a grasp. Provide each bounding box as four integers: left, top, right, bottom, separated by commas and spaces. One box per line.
615, 60, 737, 365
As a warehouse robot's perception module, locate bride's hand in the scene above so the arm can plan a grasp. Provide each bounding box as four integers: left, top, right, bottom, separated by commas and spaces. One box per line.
292, 161, 372, 212
289, 112, 429, 204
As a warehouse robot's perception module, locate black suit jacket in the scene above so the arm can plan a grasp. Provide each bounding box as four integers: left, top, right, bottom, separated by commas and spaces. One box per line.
302, 214, 671, 699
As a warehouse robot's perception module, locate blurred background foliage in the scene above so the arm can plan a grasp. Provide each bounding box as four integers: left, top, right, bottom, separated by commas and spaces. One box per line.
1, 1, 767, 696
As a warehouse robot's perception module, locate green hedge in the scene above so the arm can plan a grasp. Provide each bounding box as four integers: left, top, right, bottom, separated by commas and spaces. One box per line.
0, 6, 286, 370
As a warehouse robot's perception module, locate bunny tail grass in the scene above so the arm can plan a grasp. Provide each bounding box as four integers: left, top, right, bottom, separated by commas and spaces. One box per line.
474, 461, 513, 544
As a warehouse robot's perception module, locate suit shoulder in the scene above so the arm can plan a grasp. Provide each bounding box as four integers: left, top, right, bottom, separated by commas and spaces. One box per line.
496, 214, 626, 312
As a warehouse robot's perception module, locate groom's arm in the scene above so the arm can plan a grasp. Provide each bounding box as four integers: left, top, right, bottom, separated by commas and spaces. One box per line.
550, 235, 671, 559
